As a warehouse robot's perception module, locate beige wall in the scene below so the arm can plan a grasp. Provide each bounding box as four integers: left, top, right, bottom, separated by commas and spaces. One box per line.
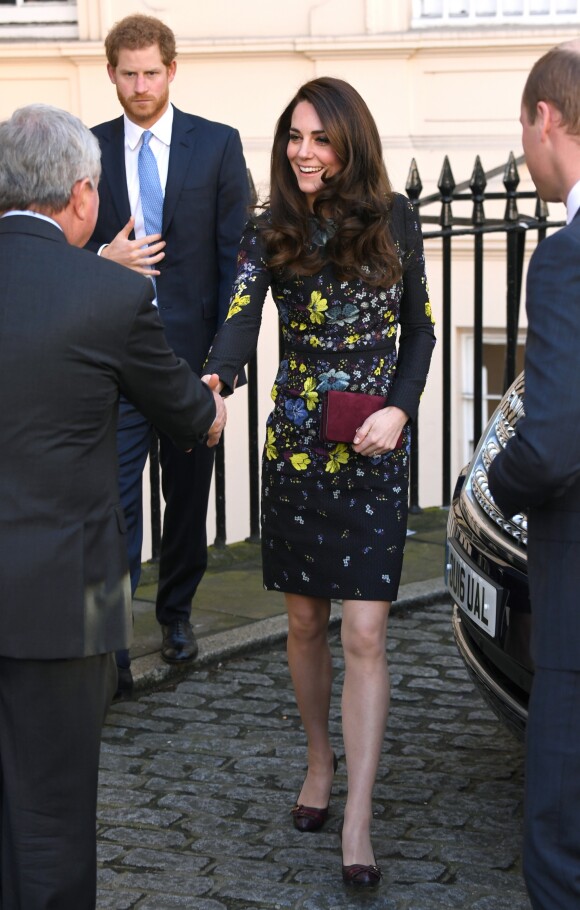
1, 0, 575, 546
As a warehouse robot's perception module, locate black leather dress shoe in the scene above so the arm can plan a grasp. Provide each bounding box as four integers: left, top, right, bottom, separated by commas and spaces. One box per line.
114, 666, 134, 700
161, 620, 198, 664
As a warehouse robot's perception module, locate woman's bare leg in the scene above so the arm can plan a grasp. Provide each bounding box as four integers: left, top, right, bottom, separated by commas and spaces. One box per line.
340, 599, 390, 867
286, 593, 335, 807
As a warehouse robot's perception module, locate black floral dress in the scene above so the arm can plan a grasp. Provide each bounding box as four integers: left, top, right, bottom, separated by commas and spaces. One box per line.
205, 193, 435, 601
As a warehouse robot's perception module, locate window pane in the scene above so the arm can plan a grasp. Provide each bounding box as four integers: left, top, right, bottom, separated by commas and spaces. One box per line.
475, 0, 497, 14
502, 0, 524, 13
529, 0, 550, 11
422, 0, 444, 16
449, 1, 469, 15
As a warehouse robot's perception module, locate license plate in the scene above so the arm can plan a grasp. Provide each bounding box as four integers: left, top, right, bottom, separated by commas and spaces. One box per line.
446, 541, 499, 637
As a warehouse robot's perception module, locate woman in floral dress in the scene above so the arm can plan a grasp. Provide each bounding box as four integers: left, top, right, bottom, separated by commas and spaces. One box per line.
204, 77, 435, 887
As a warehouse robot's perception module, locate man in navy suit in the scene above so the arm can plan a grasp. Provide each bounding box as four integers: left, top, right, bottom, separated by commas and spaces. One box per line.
88, 15, 248, 684
488, 39, 580, 910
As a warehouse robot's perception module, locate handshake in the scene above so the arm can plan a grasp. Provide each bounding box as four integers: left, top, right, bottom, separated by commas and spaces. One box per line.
202, 373, 226, 448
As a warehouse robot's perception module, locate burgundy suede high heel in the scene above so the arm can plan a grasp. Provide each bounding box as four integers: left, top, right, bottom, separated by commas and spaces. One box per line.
342, 863, 382, 888
341, 827, 382, 887
291, 752, 338, 832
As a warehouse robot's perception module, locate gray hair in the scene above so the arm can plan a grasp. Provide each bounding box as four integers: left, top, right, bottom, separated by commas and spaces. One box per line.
0, 103, 101, 213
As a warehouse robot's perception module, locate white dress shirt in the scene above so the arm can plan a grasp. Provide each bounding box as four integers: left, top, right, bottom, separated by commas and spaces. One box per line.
566, 179, 580, 223
123, 104, 173, 240
120, 104, 173, 305
1, 210, 62, 230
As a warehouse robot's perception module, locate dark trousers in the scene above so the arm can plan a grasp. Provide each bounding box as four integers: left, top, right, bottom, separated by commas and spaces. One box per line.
0, 652, 116, 910
524, 666, 580, 909
116, 398, 214, 652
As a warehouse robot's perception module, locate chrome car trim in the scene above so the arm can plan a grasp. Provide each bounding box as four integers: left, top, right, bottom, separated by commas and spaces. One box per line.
452, 606, 528, 726
460, 481, 527, 568
460, 372, 528, 557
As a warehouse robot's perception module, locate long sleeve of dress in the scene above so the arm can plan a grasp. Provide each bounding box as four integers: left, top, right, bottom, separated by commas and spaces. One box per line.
386, 196, 436, 422
204, 218, 270, 394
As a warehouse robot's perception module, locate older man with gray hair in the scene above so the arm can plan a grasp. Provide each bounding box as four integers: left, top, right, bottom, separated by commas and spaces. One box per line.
0, 103, 225, 910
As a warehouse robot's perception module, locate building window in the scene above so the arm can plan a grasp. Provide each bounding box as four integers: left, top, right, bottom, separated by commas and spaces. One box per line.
413, 0, 579, 26
0, 0, 77, 39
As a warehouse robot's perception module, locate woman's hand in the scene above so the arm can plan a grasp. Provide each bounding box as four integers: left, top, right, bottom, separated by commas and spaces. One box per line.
352, 406, 408, 457
201, 373, 224, 395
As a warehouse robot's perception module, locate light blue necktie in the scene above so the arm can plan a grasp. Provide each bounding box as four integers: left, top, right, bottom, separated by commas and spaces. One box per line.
138, 130, 163, 296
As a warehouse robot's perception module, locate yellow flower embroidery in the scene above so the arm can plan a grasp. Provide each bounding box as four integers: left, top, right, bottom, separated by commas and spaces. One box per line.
265, 427, 278, 460
299, 363, 307, 373
226, 287, 251, 320
373, 358, 385, 377
270, 384, 278, 402
309, 336, 323, 348
307, 291, 328, 324
346, 333, 361, 345
302, 377, 319, 411
325, 444, 350, 474
425, 301, 435, 324
290, 452, 311, 471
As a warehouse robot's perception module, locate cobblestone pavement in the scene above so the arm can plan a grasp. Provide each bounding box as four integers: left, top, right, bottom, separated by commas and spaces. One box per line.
97, 602, 531, 910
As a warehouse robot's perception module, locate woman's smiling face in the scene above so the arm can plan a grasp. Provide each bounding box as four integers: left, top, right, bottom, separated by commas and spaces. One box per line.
287, 100, 342, 208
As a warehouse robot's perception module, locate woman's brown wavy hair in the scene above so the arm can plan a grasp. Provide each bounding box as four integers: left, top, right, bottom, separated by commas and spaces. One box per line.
261, 76, 401, 289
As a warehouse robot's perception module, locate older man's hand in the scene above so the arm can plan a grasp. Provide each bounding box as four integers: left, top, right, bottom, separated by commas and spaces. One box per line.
202, 373, 226, 447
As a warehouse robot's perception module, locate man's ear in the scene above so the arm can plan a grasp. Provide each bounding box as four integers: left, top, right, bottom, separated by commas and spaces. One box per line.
52, 178, 94, 247
69, 178, 98, 233
70, 178, 89, 217
536, 100, 559, 141
67, 178, 98, 247
107, 63, 117, 85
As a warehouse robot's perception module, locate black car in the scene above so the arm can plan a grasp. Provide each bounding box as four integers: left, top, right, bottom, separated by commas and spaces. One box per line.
445, 372, 532, 740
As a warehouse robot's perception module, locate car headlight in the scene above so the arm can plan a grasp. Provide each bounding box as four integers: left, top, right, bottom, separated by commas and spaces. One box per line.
466, 373, 528, 547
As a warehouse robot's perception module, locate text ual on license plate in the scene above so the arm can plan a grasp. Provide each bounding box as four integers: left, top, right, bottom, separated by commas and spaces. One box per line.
446, 542, 498, 637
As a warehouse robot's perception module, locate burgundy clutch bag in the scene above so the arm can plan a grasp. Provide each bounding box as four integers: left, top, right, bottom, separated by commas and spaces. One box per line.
320, 390, 404, 447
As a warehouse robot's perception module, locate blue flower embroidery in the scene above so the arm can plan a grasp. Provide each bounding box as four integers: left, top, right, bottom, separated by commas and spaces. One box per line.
316, 369, 351, 393
276, 297, 290, 325
275, 359, 289, 385
285, 397, 309, 426
326, 303, 359, 326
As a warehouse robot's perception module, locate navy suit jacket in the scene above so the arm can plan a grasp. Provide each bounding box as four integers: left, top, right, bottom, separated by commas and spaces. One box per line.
488, 212, 580, 670
88, 105, 249, 374
0, 215, 217, 660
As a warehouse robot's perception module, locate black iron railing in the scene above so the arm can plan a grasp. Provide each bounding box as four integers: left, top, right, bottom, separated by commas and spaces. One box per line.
407, 152, 563, 506
148, 153, 565, 553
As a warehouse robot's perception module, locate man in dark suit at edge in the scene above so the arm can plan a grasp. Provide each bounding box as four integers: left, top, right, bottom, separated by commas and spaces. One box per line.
488, 39, 580, 910
0, 103, 226, 909
88, 14, 248, 685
